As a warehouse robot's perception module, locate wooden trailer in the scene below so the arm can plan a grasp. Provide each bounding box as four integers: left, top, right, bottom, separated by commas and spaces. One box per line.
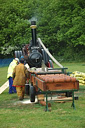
28, 68, 79, 111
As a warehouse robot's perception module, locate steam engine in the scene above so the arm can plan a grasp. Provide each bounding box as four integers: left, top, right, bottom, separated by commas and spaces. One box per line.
15, 21, 53, 68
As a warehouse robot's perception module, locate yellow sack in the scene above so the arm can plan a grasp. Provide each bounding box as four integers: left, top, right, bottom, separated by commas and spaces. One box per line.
72, 71, 85, 77
79, 80, 85, 84
79, 82, 85, 85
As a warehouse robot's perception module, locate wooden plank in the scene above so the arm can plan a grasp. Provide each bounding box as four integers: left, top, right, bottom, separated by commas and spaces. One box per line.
55, 97, 72, 103
45, 82, 79, 91
56, 97, 72, 101
37, 94, 44, 101
35, 77, 46, 91
0, 81, 9, 94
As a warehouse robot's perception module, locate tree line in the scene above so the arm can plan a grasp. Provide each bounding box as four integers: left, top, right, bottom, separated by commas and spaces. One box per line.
0, 0, 85, 61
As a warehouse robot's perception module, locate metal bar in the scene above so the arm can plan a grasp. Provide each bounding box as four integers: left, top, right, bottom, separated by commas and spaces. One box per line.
62, 68, 65, 73
48, 68, 68, 70
37, 89, 78, 94
45, 93, 48, 111
71, 91, 75, 109
36, 72, 63, 75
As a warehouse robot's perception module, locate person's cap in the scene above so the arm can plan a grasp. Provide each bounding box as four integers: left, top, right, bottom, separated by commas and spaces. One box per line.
20, 58, 24, 64
20, 56, 24, 59
15, 58, 19, 62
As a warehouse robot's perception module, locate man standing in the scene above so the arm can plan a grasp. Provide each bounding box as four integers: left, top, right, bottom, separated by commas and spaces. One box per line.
12, 58, 29, 100
7, 58, 19, 94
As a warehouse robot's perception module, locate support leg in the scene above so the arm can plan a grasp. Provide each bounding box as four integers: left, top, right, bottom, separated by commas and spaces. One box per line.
71, 91, 75, 109
45, 93, 48, 111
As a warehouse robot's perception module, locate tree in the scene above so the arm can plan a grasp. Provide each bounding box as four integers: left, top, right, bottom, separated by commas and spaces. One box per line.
0, 0, 85, 61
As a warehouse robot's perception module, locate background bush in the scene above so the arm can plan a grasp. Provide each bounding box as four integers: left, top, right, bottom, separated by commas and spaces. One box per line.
0, 0, 85, 61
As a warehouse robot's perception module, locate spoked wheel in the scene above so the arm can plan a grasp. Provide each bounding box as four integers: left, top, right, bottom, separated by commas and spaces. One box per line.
29, 84, 36, 102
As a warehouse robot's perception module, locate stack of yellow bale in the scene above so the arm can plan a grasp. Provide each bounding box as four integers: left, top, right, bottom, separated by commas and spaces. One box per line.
70, 71, 85, 85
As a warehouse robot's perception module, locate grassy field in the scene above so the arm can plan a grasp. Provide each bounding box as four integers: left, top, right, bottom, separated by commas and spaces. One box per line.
0, 63, 85, 128
54, 62, 85, 72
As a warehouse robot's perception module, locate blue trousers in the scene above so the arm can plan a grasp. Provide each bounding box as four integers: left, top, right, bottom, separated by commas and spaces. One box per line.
8, 77, 16, 94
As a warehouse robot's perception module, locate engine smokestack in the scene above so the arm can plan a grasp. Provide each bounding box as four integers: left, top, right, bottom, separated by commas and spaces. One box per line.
30, 21, 37, 46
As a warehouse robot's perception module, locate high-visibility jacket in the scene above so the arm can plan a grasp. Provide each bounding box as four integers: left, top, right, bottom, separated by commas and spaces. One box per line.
7, 59, 17, 79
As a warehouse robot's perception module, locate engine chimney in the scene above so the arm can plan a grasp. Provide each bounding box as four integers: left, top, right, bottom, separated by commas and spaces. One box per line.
30, 21, 37, 46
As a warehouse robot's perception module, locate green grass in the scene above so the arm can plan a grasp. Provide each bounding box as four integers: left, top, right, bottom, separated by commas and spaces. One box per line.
54, 62, 85, 72
0, 63, 85, 128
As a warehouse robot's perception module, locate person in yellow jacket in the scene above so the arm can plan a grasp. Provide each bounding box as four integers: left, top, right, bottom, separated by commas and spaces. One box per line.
7, 58, 19, 94
12, 58, 29, 100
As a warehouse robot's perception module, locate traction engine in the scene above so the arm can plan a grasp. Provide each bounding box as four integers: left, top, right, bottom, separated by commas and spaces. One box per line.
15, 21, 53, 68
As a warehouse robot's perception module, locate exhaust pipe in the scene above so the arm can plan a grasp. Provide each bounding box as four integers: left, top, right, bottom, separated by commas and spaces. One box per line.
30, 21, 37, 46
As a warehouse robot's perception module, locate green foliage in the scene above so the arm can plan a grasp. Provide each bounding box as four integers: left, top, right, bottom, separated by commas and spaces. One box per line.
0, 0, 34, 56
37, 0, 85, 59
0, 0, 85, 60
